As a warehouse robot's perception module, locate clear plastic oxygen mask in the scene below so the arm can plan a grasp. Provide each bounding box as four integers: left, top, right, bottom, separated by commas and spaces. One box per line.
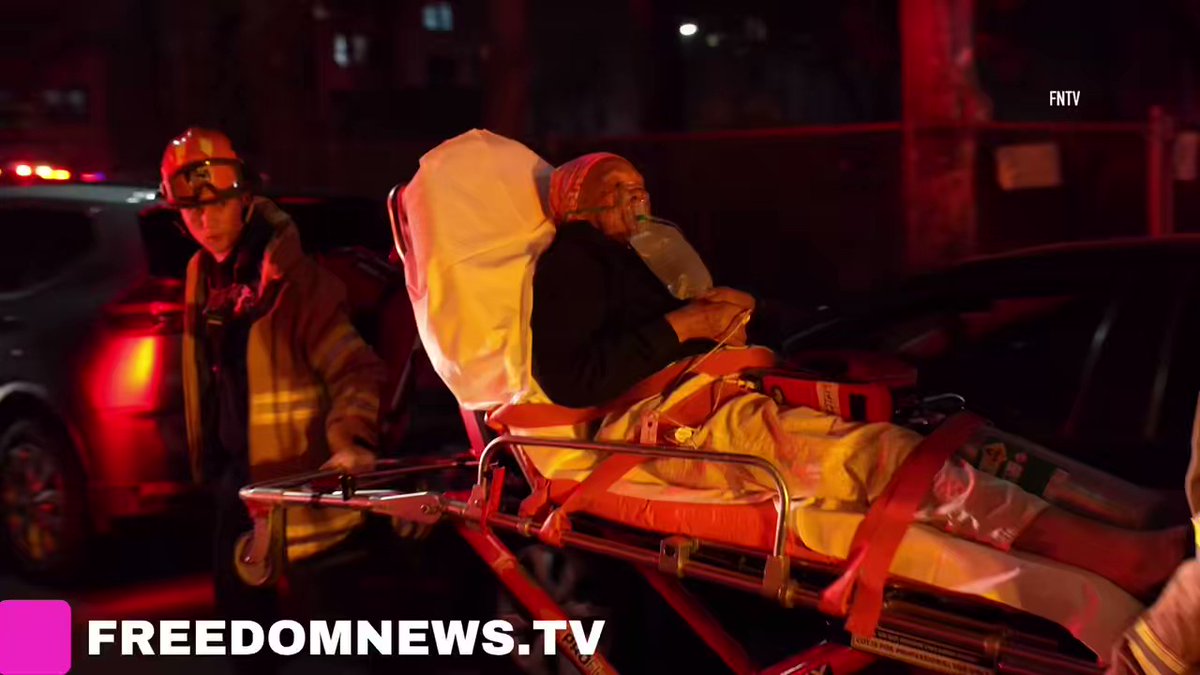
577, 182, 715, 300
629, 214, 714, 300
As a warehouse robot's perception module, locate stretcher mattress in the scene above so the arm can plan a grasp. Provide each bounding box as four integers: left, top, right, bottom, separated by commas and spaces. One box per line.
539, 475, 1142, 657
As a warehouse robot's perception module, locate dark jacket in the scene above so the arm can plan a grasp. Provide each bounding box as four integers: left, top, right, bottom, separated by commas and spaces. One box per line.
198, 216, 274, 485
531, 221, 712, 408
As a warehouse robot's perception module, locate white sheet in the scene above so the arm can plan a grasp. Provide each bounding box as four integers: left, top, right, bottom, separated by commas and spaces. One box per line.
794, 506, 1142, 657
559, 474, 1142, 657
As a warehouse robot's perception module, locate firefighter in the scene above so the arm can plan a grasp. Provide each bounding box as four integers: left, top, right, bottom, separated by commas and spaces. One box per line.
1107, 558, 1198, 674
1105, 412, 1200, 674
160, 128, 387, 648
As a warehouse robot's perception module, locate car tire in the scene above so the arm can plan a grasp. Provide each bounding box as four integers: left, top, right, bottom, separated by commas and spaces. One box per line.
0, 418, 90, 582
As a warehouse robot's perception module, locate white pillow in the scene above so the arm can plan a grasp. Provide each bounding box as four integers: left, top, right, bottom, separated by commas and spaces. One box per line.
402, 129, 556, 410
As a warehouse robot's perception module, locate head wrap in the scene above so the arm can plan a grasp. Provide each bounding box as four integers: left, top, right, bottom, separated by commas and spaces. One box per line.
548, 152, 637, 223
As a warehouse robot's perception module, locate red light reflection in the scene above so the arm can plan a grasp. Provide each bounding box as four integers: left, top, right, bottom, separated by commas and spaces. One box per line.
91, 336, 161, 411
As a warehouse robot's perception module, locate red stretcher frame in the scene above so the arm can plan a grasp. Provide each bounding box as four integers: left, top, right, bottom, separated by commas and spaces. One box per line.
234, 429, 1111, 675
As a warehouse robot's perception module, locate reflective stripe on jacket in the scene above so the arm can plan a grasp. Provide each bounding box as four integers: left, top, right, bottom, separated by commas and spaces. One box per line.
1189, 394, 1200, 515
1108, 560, 1200, 675
182, 197, 388, 560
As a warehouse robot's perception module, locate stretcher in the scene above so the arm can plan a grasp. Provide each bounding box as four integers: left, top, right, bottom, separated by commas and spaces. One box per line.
234, 409, 1138, 674
236, 130, 1147, 674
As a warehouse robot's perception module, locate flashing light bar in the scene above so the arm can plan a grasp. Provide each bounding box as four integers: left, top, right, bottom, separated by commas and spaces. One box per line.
4, 162, 88, 182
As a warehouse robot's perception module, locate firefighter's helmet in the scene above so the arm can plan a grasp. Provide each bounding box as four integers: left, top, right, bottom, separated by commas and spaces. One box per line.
160, 127, 251, 208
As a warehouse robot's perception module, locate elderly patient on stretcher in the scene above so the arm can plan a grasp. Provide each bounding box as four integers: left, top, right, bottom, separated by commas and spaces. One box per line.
528, 151, 1189, 599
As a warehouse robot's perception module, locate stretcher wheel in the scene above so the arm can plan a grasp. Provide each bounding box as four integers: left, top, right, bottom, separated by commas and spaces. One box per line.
234, 530, 282, 588
496, 546, 615, 674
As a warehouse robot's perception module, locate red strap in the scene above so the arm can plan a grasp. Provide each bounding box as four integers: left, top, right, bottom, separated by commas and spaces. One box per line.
480, 466, 506, 533
519, 477, 553, 518
489, 347, 777, 430
460, 408, 488, 457
655, 379, 751, 436
500, 348, 773, 545
818, 412, 986, 637
490, 403, 605, 429
537, 454, 650, 546
535, 375, 753, 545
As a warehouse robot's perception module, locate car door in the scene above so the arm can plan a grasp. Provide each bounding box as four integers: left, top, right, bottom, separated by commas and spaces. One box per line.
0, 204, 99, 387
1047, 268, 1193, 486
786, 263, 1119, 458
915, 287, 1118, 451
126, 206, 196, 484
1138, 270, 1200, 489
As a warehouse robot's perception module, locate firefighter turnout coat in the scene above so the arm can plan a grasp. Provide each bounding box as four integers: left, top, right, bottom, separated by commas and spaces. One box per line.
182, 197, 388, 560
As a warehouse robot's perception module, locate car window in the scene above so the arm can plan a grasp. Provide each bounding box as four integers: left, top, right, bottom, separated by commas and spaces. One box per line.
1065, 280, 1187, 445
865, 292, 1114, 441
271, 197, 392, 254
0, 206, 95, 292
139, 207, 199, 280
1154, 276, 1200, 466
861, 296, 1078, 363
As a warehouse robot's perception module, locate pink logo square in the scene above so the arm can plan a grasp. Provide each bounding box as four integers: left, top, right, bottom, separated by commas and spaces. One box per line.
0, 600, 72, 675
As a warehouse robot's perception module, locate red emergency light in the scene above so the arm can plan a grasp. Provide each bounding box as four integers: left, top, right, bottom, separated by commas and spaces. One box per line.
5, 162, 79, 182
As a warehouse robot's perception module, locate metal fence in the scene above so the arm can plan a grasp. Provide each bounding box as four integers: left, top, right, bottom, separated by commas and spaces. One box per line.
546, 113, 1191, 300
312, 111, 1194, 303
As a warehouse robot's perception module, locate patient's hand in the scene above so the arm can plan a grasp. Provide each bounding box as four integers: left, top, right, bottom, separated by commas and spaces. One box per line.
666, 300, 749, 343
701, 287, 756, 313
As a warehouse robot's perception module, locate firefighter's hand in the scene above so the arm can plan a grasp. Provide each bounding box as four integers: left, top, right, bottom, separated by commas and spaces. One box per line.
322, 445, 377, 474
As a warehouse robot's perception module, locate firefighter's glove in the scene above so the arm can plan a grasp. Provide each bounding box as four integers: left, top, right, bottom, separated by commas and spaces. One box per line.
322, 444, 378, 474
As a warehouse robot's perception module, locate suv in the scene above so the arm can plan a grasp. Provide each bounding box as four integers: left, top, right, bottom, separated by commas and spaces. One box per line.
0, 184, 401, 579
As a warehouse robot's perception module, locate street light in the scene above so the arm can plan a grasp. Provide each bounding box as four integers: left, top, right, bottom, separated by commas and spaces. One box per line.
679, 22, 698, 37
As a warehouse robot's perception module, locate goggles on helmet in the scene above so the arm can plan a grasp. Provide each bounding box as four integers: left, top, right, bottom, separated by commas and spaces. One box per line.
161, 159, 248, 208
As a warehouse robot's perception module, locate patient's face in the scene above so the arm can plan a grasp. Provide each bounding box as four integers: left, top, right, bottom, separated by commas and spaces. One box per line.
593, 165, 649, 243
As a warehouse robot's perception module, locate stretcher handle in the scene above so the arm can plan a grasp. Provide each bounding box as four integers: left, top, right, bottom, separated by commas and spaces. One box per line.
240, 457, 476, 493
237, 484, 448, 523
477, 435, 794, 559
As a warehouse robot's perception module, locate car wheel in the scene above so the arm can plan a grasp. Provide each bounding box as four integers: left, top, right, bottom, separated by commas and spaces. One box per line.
495, 545, 616, 675
0, 419, 89, 581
